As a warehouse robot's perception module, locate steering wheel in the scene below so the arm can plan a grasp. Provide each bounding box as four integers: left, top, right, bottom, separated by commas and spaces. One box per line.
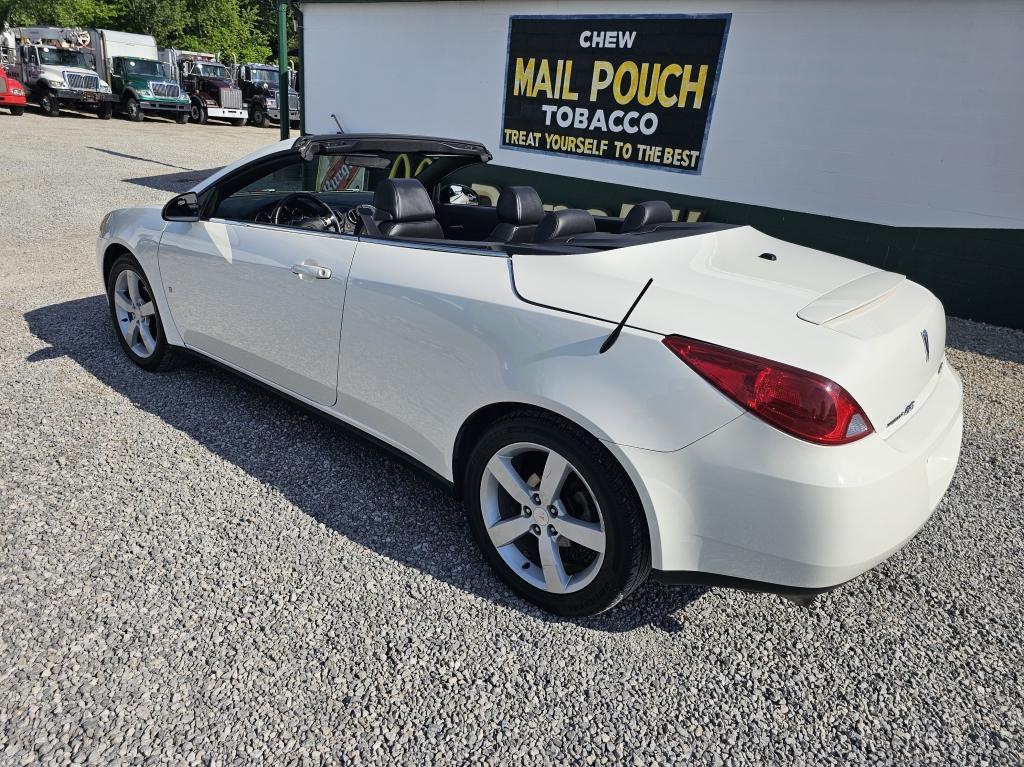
271, 192, 342, 233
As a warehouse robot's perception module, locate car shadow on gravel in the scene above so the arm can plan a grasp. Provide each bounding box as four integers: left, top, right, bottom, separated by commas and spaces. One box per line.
123, 168, 223, 193
25, 295, 709, 632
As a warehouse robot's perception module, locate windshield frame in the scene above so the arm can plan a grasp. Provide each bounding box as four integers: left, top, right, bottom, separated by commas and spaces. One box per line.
194, 62, 228, 79
250, 68, 277, 84
38, 47, 89, 69
123, 58, 164, 78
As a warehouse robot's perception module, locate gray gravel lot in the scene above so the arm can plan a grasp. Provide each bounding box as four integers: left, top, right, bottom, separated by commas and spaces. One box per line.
1, 111, 1022, 766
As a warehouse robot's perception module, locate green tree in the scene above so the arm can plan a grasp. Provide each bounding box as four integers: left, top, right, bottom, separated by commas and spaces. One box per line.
175, 0, 270, 64
1, 0, 116, 27
113, 0, 189, 42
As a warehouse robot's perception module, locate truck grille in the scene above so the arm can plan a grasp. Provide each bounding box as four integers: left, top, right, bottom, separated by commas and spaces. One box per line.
219, 87, 242, 109
288, 93, 299, 112
151, 82, 180, 98
65, 73, 99, 91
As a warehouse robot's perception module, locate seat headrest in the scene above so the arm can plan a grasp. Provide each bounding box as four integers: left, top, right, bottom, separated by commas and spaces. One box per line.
373, 178, 436, 222
533, 209, 597, 242
497, 186, 544, 225
622, 200, 674, 233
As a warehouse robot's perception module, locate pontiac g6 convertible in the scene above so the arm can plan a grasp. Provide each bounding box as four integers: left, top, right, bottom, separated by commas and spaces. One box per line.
96, 134, 963, 616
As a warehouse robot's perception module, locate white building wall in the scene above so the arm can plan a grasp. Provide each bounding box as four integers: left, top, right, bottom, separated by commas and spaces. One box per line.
299, 0, 1024, 229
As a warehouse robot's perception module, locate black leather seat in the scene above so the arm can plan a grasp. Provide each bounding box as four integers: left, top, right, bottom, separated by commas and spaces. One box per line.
373, 178, 444, 239
621, 200, 674, 233
489, 186, 544, 243
533, 209, 597, 243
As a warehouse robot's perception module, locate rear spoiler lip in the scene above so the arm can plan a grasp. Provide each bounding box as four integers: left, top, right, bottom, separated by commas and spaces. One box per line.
797, 271, 906, 325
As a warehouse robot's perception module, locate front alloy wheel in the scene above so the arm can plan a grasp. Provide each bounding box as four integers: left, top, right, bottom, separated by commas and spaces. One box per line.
106, 256, 177, 371
465, 412, 650, 616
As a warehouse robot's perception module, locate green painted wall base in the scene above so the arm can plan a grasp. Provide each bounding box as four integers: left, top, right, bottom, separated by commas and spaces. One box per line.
466, 163, 1024, 331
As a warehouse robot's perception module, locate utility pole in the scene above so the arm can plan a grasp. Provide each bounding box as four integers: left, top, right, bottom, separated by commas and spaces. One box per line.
278, 0, 289, 141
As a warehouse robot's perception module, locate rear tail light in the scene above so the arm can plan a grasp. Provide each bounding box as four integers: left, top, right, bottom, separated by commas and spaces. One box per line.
662, 335, 873, 445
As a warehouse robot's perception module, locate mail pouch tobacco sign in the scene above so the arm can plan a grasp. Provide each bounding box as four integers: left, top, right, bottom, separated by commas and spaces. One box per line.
501, 15, 730, 174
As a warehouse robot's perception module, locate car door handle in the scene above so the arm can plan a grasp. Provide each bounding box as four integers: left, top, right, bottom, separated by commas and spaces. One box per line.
291, 263, 332, 280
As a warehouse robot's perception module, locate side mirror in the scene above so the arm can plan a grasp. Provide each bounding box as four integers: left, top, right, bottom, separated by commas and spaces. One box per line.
440, 183, 480, 206
162, 191, 200, 222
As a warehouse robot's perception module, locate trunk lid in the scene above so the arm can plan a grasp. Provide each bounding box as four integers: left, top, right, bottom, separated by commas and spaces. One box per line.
511, 226, 945, 438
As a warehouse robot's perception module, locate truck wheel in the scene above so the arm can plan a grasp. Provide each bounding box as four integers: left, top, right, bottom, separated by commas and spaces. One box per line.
189, 102, 207, 124
39, 90, 60, 117
97, 102, 113, 120
10, 106, 24, 116
175, 112, 188, 125
230, 117, 245, 127
124, 96, 143, 122
250, 105, 268, 128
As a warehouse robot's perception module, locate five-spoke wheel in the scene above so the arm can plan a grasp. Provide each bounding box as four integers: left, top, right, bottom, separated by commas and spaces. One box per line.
465, 412, 650, 616
106, 256, 176, 371
481, 443, 606, 594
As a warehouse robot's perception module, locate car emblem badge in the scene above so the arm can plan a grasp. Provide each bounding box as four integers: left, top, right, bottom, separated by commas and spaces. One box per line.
920, 329, 930, 362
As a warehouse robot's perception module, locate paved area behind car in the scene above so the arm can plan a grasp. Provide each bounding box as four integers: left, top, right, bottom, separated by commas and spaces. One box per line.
1, 113, 1022, 766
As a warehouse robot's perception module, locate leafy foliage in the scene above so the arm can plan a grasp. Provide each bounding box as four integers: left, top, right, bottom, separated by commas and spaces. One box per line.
2, 0, 279, 64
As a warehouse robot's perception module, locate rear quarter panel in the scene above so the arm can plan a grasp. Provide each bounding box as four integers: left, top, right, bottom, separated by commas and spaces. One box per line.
336, 241, 743, 479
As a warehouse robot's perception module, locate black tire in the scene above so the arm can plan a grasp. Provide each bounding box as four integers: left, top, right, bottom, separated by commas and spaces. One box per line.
39, 89, 60, 116
189, 101, 207, 124
230, 117, 245, 127
124, 96, 143, 122
250, 105, 267, 128
97, 101, 113, 120
463, 410, 650, 617
106, 255, 180, 372
175, 112, 189, 124
10, 106, 24, 116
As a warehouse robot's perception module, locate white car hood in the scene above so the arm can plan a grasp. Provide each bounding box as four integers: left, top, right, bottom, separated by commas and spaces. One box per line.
512, 226, 946, 438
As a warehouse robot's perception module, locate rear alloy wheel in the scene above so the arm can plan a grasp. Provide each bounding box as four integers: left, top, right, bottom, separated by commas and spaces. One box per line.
125, 96, 143, 122
106, 256, 178, 371
464, 412, 650, 616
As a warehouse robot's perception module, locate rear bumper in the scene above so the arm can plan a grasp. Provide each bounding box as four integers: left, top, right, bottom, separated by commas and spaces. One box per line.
621, 359, 964, 590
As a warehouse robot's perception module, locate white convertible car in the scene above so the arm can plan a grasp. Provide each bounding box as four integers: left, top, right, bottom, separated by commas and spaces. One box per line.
97, 134, 963, 616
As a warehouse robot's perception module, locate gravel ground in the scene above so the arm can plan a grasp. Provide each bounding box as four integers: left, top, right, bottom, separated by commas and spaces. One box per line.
1, 111, 1022, 766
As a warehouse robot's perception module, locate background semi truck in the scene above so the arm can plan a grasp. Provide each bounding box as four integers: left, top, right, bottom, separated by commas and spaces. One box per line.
236, 62, 300, 129
92, 30, 189, 123
0, 26, 116, 118
158, 48, 245, 126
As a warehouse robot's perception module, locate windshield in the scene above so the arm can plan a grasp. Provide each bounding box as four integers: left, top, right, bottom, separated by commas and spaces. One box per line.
123, 59, 164, 77
250, 68, 276, 84
194, 62, 227, 78
38, 47, 89, 68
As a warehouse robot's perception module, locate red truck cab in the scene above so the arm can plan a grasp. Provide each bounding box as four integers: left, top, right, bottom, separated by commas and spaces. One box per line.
1, 66, 27, 115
